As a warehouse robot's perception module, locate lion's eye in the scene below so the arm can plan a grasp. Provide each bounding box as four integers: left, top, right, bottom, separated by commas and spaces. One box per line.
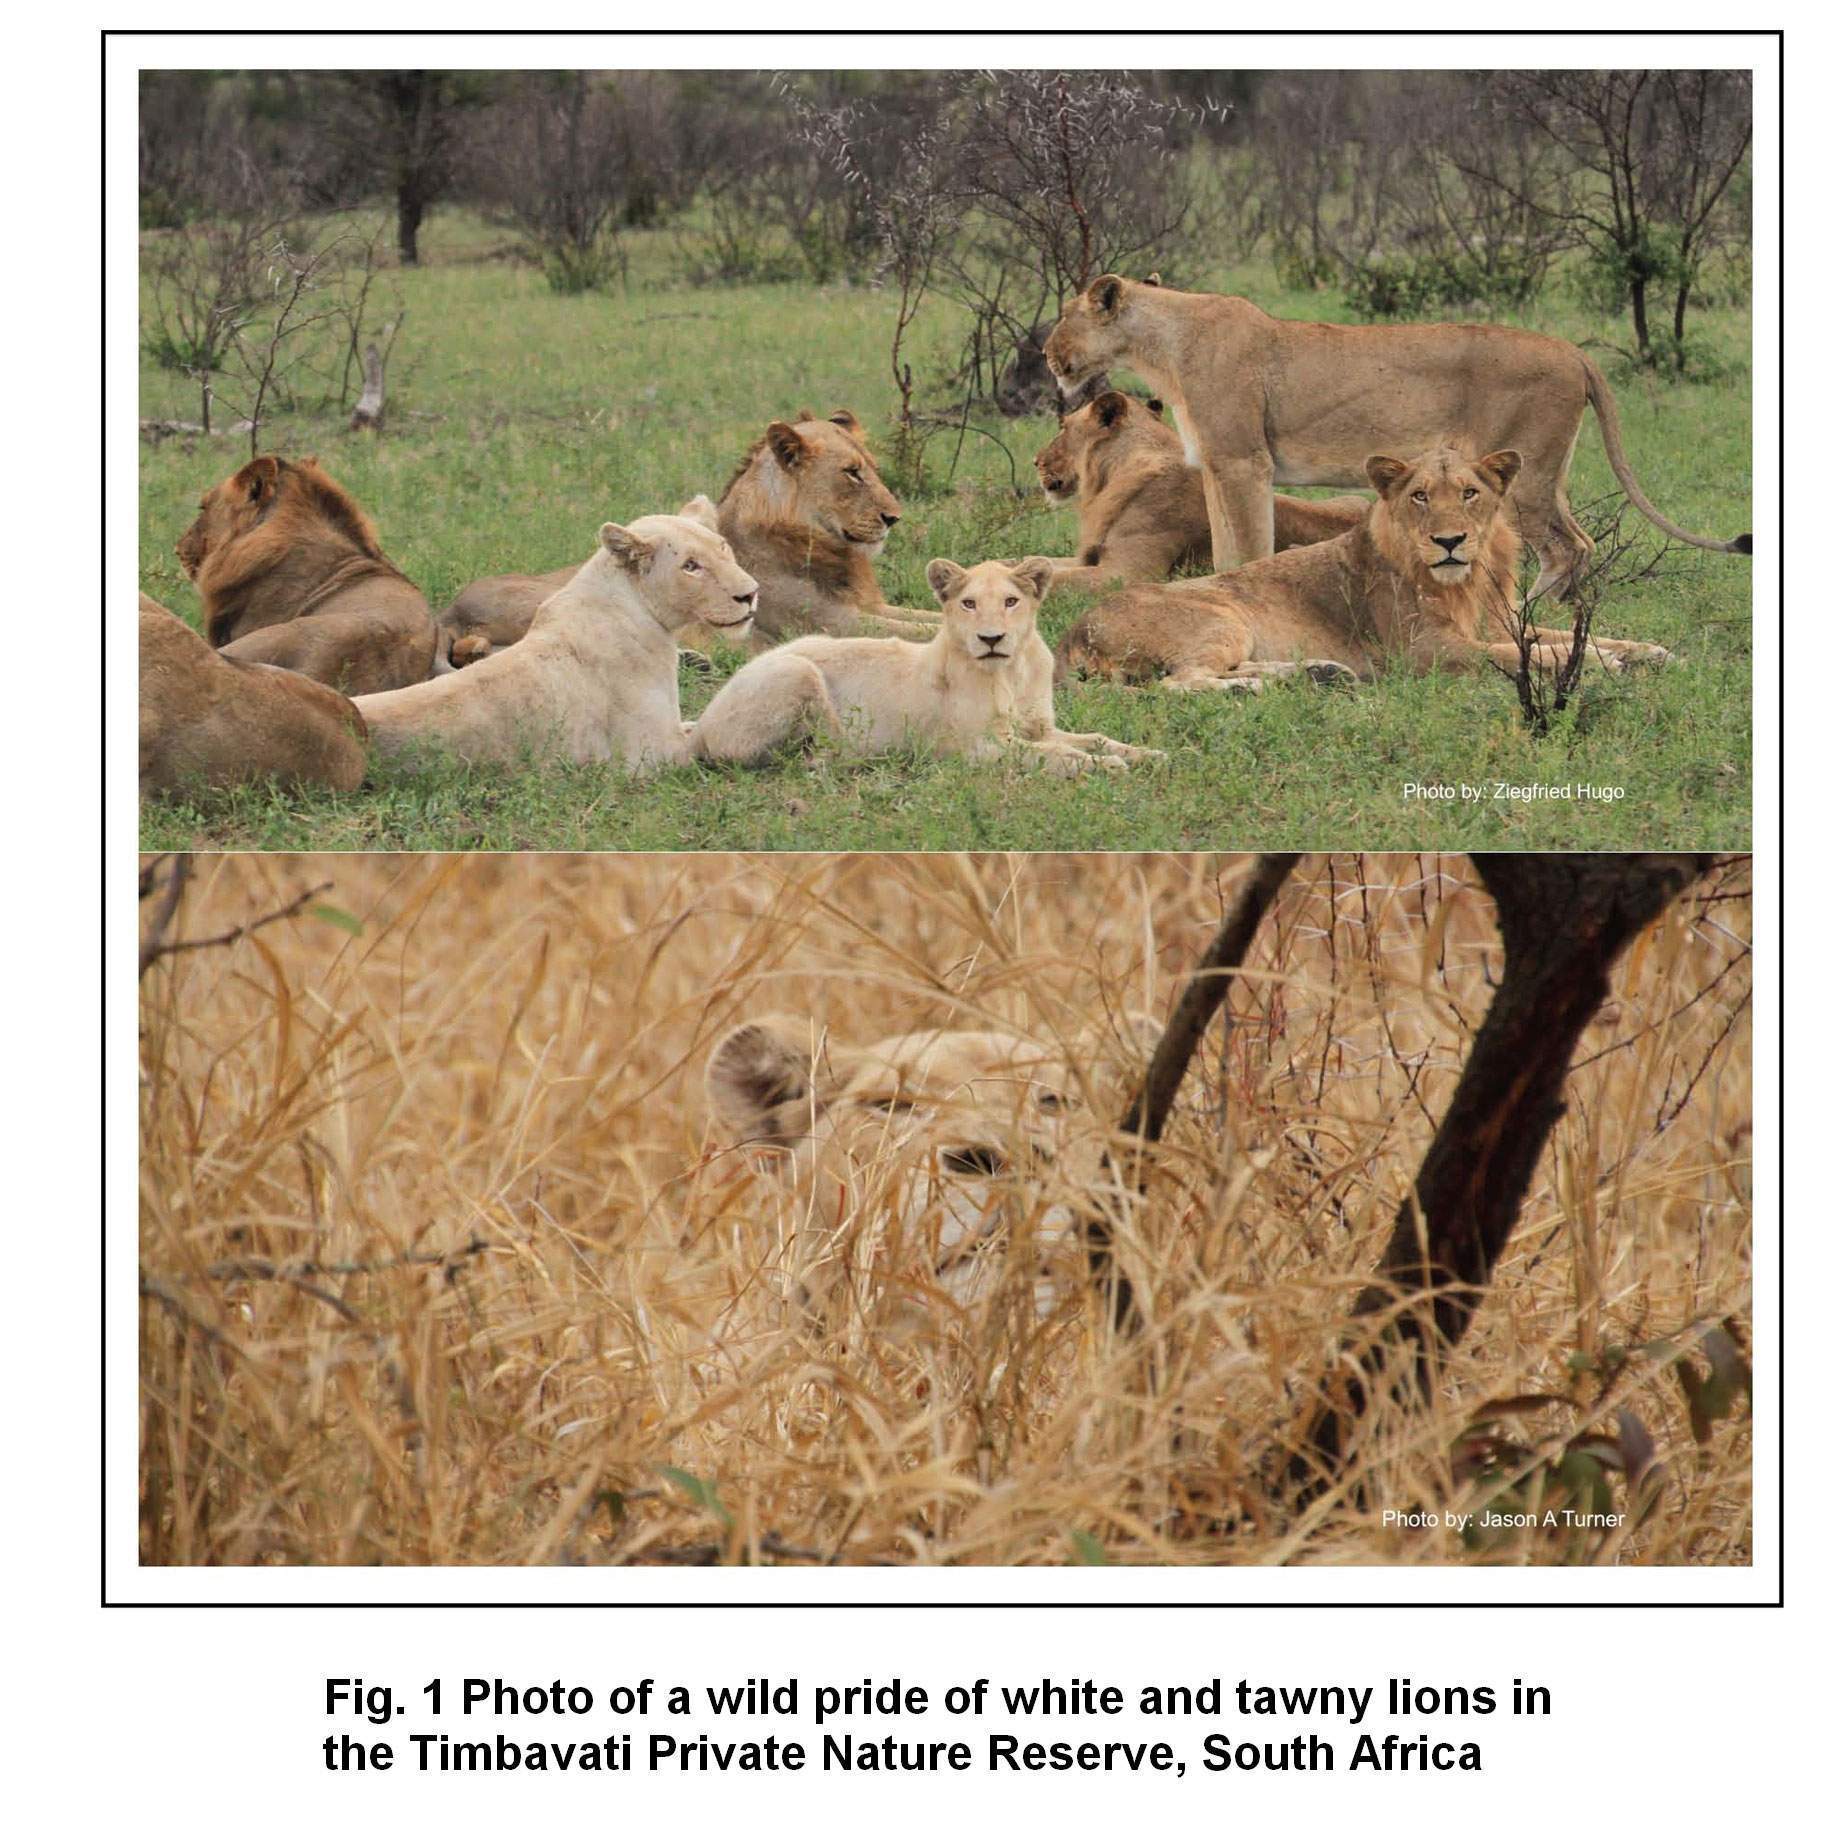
845, 466, 864, 481
962, 599, 976, 611
1411, 491, 1429, 506
1034, 1088, 1066, 1113
1462, 488, 1479, 502
941, 1145, 1007, 1177
1005, 596, 1019, 609
682, 558, 701, 573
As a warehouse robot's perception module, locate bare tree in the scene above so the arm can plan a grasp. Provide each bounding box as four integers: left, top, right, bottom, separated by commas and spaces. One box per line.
1480, 70, 1752, 369
321, 72, 482, 265
141, 213, 274, 433
1286, 854, 1710, 1502
466, 73, 635, 292
1102, 853, 1710, 1513
939, 71, 1223, 411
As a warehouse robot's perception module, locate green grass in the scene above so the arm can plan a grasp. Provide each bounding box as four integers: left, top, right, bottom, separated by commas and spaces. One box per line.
139, 210, 1752, 853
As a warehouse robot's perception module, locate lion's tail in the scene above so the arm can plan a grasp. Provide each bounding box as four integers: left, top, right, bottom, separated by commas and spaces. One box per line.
1579, 352, 1752, 556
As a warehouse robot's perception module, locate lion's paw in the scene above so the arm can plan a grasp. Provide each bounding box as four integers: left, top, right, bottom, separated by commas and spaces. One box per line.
1304, 660, 1358, 687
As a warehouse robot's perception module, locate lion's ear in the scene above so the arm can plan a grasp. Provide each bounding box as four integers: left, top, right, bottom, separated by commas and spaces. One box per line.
1145, 271, 1162, 287
828, 408, 862, 434
1093, 391, 1129, 429
1090, 274, 1125, 317
766, 421, 807, 469
707, 1018, 822, 1152
1477, 450, 1523, 495
926, 558, 967, 603
676, 494, 720, 532
1010, 556, 1055, 602
599, 522, 655, 572
236, 455, 282, 504
1365, 455, 1411, 497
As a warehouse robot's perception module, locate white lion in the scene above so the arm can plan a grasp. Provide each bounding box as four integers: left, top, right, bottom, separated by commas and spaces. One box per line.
690, 556, 1162, 776
355, 499, 758, 774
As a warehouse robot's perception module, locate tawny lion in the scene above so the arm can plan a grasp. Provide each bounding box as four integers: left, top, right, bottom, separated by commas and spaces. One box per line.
139, 594, 368, 795
1045, 273, 1752, 595
1056, 444, 1673, 692
175, 455, 440, 695
1036, 389, 1367, 594
440, 409, 939, 665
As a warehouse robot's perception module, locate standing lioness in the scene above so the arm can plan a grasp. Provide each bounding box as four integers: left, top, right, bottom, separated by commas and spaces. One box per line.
1035, 389, 1367, 594
1045, 274, 1752, 595
693, 557, 1161, 777
355, 499, 757, 773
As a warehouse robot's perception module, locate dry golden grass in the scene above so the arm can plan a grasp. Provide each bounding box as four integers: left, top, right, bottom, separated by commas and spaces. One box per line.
139, 852, 1751, 1566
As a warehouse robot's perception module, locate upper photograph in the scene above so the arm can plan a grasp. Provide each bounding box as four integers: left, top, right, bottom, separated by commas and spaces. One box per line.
136, 68, 1755, 854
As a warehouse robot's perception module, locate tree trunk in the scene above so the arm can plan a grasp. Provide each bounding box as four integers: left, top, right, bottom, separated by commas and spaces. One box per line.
1672, 279, 1691, 369
1629, 273, 1651, 360
1095, 854, 1303, 1329
398, 181, 425, 267
1287, 853, 1710, 1501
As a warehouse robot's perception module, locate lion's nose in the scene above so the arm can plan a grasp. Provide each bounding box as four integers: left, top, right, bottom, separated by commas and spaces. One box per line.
1433, 532, 1467, 556
880, 512, 899, 529
734, 588, 758, 609
978, 633, 1005, 649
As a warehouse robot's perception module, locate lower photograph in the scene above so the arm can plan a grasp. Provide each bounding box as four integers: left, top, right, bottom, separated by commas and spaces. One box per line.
137, 850, 1752, 1568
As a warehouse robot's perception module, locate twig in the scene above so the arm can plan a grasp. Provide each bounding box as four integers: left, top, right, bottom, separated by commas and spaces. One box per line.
140, 876, 332, 978
174, 1238, 491, 1285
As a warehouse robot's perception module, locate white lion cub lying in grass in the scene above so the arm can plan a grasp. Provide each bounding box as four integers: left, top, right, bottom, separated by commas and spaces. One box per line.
691, 555, 1162, 776
355, 498, 758, 773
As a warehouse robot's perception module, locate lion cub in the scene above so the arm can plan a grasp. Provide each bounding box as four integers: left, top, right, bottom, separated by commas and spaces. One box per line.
355, 499, 758, 774
692, 556, 1162, 777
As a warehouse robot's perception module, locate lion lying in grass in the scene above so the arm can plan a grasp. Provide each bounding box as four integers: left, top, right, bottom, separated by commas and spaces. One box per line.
1057, 444, 1674, 693
140, 594, 368, 795
706, 1012, 1154, 1333
355, 499, 758, 773
693, 555, 1162, 777
441, 409, 938, 665
1036, 390, 1367, 594
176, 455, 439, 695
1046, 272, 1752, 593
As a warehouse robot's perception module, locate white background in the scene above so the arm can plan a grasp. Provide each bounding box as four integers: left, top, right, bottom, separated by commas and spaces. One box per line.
9, 10, 1805, 1824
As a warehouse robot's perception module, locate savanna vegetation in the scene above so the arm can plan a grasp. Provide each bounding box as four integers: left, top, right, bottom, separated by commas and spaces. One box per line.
139, 850, 1752, 1566
137, 69, 1753, 854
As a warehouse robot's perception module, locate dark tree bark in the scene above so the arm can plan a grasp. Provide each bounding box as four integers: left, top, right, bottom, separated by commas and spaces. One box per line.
1094, 853, 1303, 1328
398, 179, 426, 267
1286, 853, 1711, 1501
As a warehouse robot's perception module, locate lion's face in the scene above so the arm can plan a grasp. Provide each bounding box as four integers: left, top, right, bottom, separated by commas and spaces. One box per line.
1045, 276, 1133, 392
707, 1018, 1139, 1327
924, 556, 1053, 668
601, 497, 759, 634
1034, 391, 1164, 502
1364, 446, 1523, 592
176, 455, 284, 580
762, 411, 902, 552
